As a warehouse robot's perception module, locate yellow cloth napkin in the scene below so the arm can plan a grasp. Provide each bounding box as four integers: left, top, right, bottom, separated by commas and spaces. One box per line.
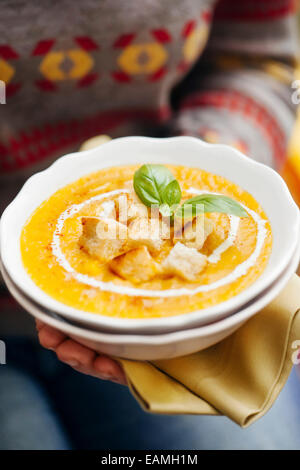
119, 275, 300, 427
78, 137, 300, 427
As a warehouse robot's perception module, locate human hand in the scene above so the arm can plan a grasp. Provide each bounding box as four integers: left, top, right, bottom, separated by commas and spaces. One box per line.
36, 136, 127, 385
36, 320, 127, 385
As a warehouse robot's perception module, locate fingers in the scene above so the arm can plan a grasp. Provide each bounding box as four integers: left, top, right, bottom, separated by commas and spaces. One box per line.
55, 339, 96, 368
93, 355, 127, 385
55, 341, 127, 385
72, 362, 126, 385
35, 319, 45, 331
37, 323, 67, 350
36, 321, 127, 385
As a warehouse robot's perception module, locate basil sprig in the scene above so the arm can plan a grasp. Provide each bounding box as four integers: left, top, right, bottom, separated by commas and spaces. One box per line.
133, 164, 181, 217
175, 194, 248, 218
133, 164, 248, 220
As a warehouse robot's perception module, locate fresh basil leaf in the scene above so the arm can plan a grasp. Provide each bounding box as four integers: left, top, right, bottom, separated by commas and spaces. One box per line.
175, 194, 248, 218
133, 164, 176, 207
161, 179, 182, 207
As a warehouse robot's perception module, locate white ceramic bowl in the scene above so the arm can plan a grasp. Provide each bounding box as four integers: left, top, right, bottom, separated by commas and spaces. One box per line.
2, 239, 299, 360
1, 136, 299, 334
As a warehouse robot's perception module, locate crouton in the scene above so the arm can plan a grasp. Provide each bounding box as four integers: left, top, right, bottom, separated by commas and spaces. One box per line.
96, 200, 116, 220
174, 215, 214, 250
128, 200, 148, 221
162, 242, 207, 281
79, 217, 129, 263
110, 246, 160, 283
116, 192, 148, 224
128, 217, 168, 254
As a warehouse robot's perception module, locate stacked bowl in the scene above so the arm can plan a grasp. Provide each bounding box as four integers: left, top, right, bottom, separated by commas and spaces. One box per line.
1, 137, 299, 360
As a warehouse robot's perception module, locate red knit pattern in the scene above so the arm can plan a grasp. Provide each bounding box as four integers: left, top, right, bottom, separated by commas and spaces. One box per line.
0, 108, 171, 172
181, 20, 196, 38
0, 45, 19, 60
151, 29, 172, 43
77, 72, 99, 87
31, 39, 55, 56
6, 83, 21, 97
181, 90, 286, 166
74, 36, 99, 51
214, 0, 296, 22
113, 34, 136, 49
148, 67, 167, 82
111, 71, 132, 83
35, 79, 58, 92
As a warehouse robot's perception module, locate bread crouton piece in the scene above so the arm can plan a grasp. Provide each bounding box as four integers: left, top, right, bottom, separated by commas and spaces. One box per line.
162, 242, 207, 281
95, 200, 116, 220
79, 217, 129, 263
116, 192, 148, 224
174, 215, 214, 250
128, 200, 148, 221
110, 246, 161, 283
128, 218, 169, 254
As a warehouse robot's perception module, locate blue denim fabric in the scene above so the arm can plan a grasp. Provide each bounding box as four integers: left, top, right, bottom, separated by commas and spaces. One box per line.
0, 338, 300, 450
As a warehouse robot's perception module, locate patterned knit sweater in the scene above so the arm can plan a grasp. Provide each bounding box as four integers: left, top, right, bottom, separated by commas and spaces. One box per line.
0, 0, 299, 215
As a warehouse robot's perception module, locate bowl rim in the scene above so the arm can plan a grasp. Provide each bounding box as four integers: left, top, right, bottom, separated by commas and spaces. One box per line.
2, 235, 299, 346
1, 135, 299, 332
